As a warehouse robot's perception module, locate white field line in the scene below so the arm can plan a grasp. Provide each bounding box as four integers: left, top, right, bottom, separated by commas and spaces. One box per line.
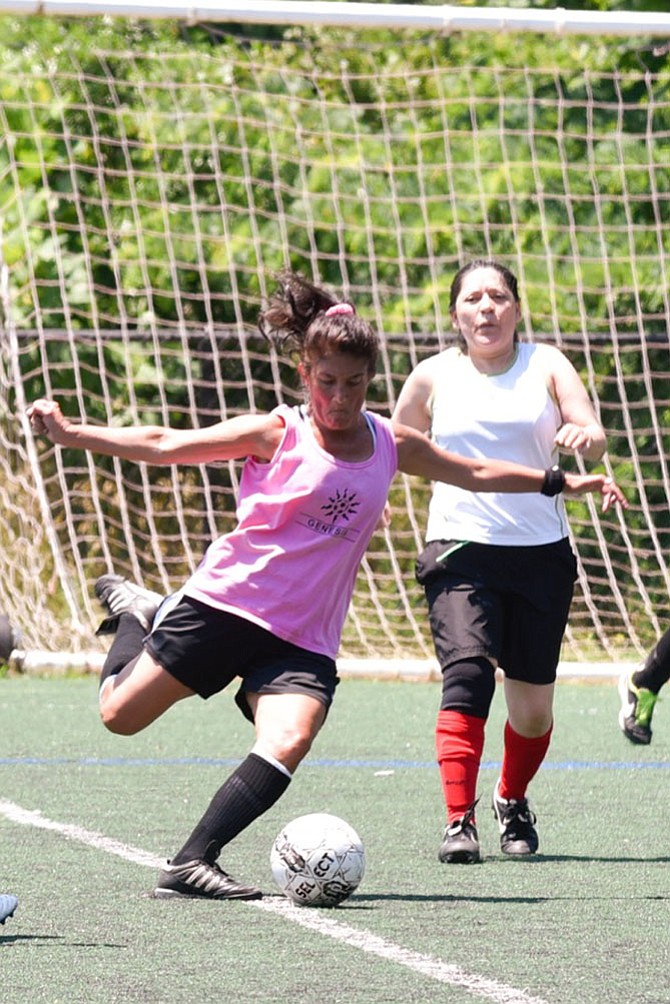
0, 799, 164, 869
0, 798, 549, 1004
254, 897, 550, 1004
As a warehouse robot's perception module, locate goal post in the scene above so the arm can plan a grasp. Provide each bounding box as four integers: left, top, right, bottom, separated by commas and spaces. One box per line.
1, 3, 669, 672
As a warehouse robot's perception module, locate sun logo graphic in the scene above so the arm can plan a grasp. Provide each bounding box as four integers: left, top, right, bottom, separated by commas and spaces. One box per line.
321, 488, 360, 525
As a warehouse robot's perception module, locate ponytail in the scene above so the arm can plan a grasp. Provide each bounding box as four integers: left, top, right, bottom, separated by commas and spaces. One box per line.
258, 271, 378, 375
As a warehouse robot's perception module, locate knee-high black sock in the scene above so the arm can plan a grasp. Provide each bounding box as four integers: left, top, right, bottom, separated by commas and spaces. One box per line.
99, 613, 146, 688
634, 627, 670, 694
171, 752, 291, 865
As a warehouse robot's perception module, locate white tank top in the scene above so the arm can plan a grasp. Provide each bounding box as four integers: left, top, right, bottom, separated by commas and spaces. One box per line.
426, 342, 569, 546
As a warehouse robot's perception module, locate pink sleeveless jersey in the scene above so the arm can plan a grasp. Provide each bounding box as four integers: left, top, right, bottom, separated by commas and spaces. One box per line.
183, 404, 398, 659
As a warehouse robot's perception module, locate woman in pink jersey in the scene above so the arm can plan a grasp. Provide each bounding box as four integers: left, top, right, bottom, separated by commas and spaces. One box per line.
28, 271, 624, 900
393, 258, 613, 866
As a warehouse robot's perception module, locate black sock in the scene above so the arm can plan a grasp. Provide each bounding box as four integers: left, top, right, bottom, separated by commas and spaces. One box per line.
633, 627, 670, 695
171, 753, 291, 865
99, 613, 146, 688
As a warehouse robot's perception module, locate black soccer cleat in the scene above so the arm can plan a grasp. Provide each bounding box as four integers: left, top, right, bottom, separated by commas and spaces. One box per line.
154, 859, 263, 900
94, 574, 163, 635
491, 779, 539, 856
438, 800, 481, 864
618, 670, 657, 746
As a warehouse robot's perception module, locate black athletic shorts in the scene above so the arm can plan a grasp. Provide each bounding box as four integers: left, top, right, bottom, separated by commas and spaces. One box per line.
415, 537, 577, 685
146, 594, 339, 722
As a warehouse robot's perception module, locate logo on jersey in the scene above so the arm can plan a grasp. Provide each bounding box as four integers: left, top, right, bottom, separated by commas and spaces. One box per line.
296, 487, 361, 540
321, 488, 360, 524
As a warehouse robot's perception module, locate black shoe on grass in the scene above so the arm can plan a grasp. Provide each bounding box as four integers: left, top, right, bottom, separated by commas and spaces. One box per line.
154, 859, 262, 900
491, 779, 538, 856
438, 800, 481, 864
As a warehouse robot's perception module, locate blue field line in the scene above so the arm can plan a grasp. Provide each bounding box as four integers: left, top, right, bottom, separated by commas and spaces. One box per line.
1, 755, 669, 770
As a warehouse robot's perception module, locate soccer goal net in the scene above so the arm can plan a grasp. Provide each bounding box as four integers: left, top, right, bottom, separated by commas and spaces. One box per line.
1, 5, 669, 669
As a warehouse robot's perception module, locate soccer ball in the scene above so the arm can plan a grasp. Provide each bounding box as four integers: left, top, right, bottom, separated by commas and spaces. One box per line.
270, 812, 365, 907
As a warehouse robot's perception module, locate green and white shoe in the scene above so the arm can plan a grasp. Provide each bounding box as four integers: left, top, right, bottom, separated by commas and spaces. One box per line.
618, 671, 657, 745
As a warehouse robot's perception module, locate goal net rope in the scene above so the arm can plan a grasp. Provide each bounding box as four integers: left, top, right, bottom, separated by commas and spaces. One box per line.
0, 12, 668, 667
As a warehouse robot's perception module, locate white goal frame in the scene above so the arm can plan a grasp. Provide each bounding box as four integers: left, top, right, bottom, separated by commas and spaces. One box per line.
1, 1, 670, 38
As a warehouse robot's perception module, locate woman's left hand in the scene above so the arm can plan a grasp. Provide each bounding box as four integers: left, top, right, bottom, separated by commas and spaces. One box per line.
554, 422, 601, 455
563, 473, 628, 512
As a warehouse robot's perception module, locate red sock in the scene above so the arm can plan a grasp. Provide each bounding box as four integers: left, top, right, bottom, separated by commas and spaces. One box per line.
499, 720, 553, 801
435, 710, 485, 823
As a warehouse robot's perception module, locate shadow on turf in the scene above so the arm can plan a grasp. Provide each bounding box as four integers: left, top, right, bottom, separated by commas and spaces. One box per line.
522, 853, 670, 864
0, 933, 127, 947
351, 889, 670, 905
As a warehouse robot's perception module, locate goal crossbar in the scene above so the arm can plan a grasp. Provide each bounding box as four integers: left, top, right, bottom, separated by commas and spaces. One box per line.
1, 1, 670, 37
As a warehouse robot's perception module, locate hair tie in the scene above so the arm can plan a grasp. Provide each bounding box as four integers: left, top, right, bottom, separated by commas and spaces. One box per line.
324, 302, 355, 317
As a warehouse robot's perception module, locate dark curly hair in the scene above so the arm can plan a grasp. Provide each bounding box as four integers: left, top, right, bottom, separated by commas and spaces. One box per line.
258, 271, 379, 375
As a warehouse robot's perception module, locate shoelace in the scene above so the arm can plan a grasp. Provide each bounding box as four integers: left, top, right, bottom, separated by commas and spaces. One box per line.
501, 799, 536, 832
448, 796, 480, 835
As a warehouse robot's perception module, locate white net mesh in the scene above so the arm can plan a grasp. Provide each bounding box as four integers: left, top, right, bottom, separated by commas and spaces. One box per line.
0, 18, 668, 662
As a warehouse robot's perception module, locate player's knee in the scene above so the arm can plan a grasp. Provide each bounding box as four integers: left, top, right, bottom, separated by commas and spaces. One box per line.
509, 708, 553, 738
263, 725, 315, 771
100, 709, 138, 735
440, 656, 496, 718
99, 694, 141, 735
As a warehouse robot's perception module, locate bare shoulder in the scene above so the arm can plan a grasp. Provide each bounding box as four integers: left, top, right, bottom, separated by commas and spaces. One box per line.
395, 348, 455, 415
218, 411, 284, 435
414, 346, 458, 377
207, 410, 287, 462
530, 341, 581, 387
402, 354, 435, 388
532, 341, 575, 372
250, 410, 287, 455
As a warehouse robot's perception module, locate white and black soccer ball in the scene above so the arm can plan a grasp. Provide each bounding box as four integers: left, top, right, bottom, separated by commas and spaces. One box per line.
270, 812, 365, 907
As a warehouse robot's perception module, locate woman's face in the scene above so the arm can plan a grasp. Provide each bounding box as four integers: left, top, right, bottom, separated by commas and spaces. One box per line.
299, 351, 371, 432
451, 266, 521, 360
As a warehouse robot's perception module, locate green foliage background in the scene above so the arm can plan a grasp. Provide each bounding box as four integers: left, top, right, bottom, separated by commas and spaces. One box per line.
0, 5, 669, 656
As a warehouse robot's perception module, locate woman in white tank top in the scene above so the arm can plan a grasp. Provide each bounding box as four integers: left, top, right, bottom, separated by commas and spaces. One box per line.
393, 259, 610, 866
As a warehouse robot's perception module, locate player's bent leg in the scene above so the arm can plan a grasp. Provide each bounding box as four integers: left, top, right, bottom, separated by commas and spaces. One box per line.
99, 649, 195, 735
155, 693, 326, 901
155, 747, 287, 901
249, 691, 328, 774
155, 749, 284, 901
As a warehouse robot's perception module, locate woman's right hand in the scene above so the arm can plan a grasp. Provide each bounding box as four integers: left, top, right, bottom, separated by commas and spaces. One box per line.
27, 399, 72, 444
